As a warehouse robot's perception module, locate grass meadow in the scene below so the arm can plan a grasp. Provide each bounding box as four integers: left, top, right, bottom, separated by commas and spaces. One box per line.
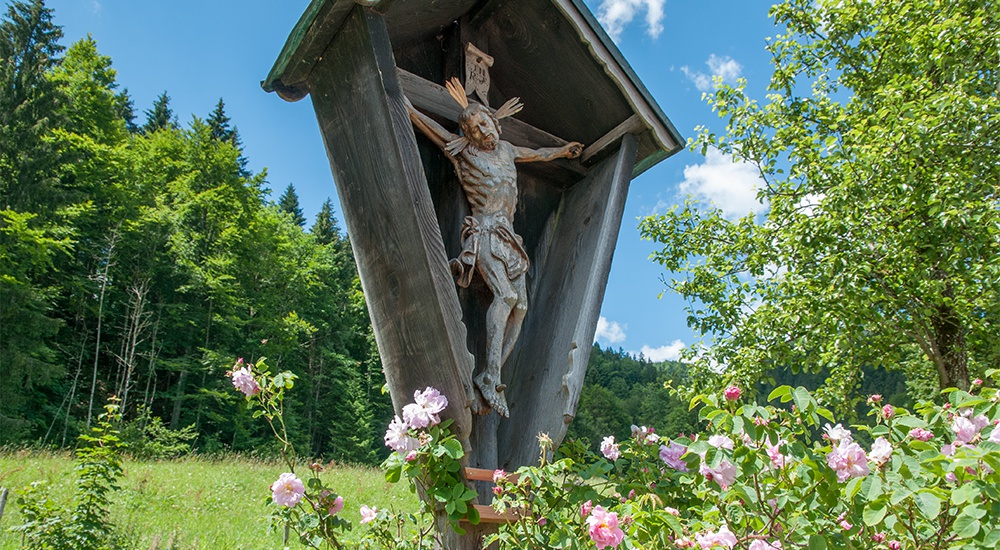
0, 450, 418, 549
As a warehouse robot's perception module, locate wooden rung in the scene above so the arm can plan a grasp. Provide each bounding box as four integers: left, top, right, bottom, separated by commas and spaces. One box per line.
463, 467, 519, 483
464, 504, 521, 524
463, 467, 496, 481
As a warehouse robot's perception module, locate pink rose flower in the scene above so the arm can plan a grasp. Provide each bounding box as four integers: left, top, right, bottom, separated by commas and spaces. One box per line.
882, 405, 894, 419
867, 394, 882, 404
823, 423, 852, 443
586, 506, 625, 549
695, 525, 737, 548
580, 500, 593, 518
700, 457, 738, 489
869, 437, 892, 466
708, 435, 734, 450
952, 416, 980, 444
871, 532, 886, 543
888, 541, 901, 550
748, 540, 782, 550
601, 436, 621, 461
723, 386, 741, 401
384, 415, 419, 453
665, 506, 679, 516
826, 439, 869, 482
402, 387, 448, 428
492, 469, 507, 483
909, 428, 933, 442
766, 440, 787, 469
231, 366, 260, 397
659, 441, 689, 471
989, 427, 1000, 444
270, 473, 305, 508
328, 495, 344, 516
359, 504, 378, 524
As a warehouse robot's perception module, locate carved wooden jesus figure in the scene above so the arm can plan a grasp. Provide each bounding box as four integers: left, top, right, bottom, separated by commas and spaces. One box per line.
405, 79, 583, 417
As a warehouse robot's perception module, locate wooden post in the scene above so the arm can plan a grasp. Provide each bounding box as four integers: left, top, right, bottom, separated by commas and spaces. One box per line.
499, 134, 638, 469
307, 5, 477, 445
0, 487, 9, 525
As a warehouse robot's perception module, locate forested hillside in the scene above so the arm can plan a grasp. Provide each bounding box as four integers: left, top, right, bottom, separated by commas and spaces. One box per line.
0, 1, 391, 463
566, 344, 700, 449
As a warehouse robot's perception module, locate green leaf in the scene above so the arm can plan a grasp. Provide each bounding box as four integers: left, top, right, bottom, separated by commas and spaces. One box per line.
466, 505, 480, 525
768, 386, 792, 402
863, 502, 887, 526
867, 476, 883, 501
808, 534, 828, 550
916, 491, 941, 519
442, 439, 464, 459
953, 515, 980, 539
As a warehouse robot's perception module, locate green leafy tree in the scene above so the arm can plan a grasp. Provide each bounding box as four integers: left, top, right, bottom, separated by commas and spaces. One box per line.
0, 210, 71, 440
49, 35, 126, 145
141, 90, 174, 134
278, 183, 306, 228
640, 0, 1000, 406
0, 0, 65, 212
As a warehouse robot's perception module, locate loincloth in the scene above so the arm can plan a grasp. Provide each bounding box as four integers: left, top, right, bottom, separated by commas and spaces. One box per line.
451, 213, 529, 288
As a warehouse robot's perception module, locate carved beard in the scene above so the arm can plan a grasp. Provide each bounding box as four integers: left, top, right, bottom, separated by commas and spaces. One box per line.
480, 132, 499, 150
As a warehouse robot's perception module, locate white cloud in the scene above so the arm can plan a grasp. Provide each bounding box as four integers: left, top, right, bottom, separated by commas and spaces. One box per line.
596, 0, 665, 41
637, 340, 686, 362
91, 0, 102, 13
795, 192, 825, 217
678, 148, 767, 219
594, 316, 627, 344
681, 54, 743, 92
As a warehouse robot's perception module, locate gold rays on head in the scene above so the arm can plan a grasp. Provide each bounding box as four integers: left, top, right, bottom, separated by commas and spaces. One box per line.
445, 77, 523, 121
494, 97, 523, 120
445, 78, 469, 109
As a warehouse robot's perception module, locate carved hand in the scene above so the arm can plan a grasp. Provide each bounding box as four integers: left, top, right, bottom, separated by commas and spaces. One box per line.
563, 142, 584, 159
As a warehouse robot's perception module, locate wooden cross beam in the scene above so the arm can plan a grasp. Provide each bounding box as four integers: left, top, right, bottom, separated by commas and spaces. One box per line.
398, 69, 645, 176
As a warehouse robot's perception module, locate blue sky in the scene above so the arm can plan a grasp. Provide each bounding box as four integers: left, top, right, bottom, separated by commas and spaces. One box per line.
51, 0, 778, 362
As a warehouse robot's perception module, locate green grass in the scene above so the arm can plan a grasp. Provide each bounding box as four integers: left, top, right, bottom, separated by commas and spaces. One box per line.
0, 450, 418, 549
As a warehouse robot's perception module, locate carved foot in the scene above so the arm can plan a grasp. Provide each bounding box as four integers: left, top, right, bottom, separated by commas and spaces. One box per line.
474, 371, 509, 418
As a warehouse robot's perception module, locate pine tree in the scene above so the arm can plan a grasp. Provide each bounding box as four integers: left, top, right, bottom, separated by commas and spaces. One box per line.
310, 199, 341, 245
0, 0, 65, 211
207, 97, 234, 142
117, 87, 138, 133
141, 90, 174, 134
206, 98, 250, 177
278, 183, 306, 228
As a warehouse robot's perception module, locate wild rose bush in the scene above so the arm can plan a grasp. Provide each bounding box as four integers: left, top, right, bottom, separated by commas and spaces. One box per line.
234, 356, 1000, 549
228, 357, 353, 548
230, 359, 461, 548
489, 377, 1000, 549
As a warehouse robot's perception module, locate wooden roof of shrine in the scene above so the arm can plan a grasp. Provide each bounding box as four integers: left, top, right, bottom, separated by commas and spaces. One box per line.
263, 0, 684, 176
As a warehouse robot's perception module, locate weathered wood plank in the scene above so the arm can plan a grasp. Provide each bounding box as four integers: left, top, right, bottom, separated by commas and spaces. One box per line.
397, 68, 587, 177
498, 134, 638, 469
307, 6, 475, 442
581, 114, 644, 164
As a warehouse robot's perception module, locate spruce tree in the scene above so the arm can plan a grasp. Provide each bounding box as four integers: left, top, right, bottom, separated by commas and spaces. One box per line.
0, 0, 65, 211
278, 183, 306, 228
206, 98, 250, 176
310, 198, 341, 245
141, 90, 174, 133
117, 87, 138, 133
207, 97, 234, 142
